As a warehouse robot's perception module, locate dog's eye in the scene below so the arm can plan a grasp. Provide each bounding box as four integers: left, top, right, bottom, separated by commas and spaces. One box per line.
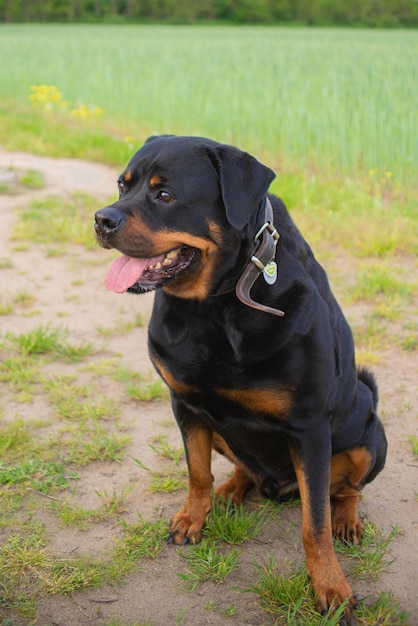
117, 180, 125, 195
157, 190, 174, 204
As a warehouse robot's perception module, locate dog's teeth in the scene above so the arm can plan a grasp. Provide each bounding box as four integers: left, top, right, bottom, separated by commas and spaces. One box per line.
155, 262, 162, 269
148, 264, 154, 270
163, 258, 172, 266
166, 250, 178, 259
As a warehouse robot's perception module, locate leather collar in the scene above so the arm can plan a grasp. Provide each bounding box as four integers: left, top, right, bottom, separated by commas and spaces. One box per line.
235, 197, 285, 317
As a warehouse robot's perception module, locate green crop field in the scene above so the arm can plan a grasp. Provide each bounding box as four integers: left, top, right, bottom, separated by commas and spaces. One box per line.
0, 24, 417, 186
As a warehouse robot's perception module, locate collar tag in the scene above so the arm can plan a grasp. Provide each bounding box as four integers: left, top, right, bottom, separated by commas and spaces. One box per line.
263, 260, 277, 285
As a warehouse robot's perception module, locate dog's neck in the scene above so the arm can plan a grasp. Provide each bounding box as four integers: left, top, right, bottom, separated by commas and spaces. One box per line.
235, 197, 285, 317
209, 197, 285, 317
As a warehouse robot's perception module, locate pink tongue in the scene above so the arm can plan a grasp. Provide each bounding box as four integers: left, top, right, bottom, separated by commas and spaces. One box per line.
104, 254, 165, 293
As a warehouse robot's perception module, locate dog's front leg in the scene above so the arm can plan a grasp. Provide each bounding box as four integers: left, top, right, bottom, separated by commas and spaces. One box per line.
168, 397, 213, 545
289, 428, 358, 622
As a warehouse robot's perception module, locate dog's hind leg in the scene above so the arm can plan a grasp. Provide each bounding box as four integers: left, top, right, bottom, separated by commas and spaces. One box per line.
331, 377, 387, 545
215, 465, 254, 505
330, 446, 373, 544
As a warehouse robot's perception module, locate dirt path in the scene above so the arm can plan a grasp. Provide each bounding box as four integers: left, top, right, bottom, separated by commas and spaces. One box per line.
0, 148, 417, 625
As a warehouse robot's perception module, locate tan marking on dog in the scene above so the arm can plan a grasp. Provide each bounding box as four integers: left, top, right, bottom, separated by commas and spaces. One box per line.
149, 175, 163, 187
330, 446, 372, 493
123, 169, 132, 182
207, 220, 224, 244
215, 387, 293, 418
157, 229, 221, 300
151, 356, 196, 396
170, 424, 213, 544
116, 215, 223, 300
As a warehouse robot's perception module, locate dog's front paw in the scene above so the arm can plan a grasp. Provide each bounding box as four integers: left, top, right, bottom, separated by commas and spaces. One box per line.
311, 565, 359, 625
167, 501, 210, 545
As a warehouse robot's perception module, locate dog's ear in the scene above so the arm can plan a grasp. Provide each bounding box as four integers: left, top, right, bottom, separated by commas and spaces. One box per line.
207, 145, 276, 229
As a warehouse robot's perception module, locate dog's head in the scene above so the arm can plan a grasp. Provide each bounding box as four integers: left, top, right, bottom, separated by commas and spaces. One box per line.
95, 135, 275, 300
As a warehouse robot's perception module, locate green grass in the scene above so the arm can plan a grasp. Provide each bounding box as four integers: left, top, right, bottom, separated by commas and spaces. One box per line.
132, 435, 188, 494
0, 528, 137, 614
0, 326, 174, 621
147, 465, 188, 493
0, 515, 167, 619
12, 192, 106, 252
334, 520, 400, 582
83, 359, 169, 401
204, 499, 272, 544
96, 313, 147, 336
0, 25, 417, 186
19, 168, 45, 189
0, 329, 132, 492
176, 539, 239, 590
149, 434, 184, 464
113, 515, 168, 563
0, 167, 44, 193
5, 324, 93, 361
127, 377, 169, 401
50, 486, 135, 528
348, 263, 413, 304
0, 459, 70, 493
408, 435, 418, 457
0, 354, 41, 401
248, 560, 328, 623
248, 555, 408, 625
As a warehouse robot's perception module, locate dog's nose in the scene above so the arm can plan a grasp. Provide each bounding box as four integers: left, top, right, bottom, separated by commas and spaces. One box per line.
94, 207, 125, 234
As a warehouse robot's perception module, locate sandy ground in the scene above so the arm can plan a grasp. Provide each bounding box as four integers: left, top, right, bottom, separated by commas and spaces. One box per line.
0, 147, 417, 626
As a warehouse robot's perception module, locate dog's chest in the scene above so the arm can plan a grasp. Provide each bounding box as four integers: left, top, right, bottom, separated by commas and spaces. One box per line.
150, 329, 245, 393
148, 309, 292, 425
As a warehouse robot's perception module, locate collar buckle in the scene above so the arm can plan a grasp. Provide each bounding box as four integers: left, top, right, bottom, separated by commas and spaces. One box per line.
254, 220, 280, 245
235, 197, 285, 317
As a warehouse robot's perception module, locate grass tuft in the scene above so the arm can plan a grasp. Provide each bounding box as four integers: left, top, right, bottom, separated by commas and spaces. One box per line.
19, 168, 44, 189
113, 515, 168, 566
0, 459, 70, 493
127, 378, 169, 402
334, 520, 400, 582
176, 539, 239, 590
204, 499, 272, 544
247, 560, 322, 623
5, 324, 93, 361
408, 435, 418, 457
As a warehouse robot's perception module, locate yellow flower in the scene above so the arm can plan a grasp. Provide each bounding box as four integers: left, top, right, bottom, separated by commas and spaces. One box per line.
28, 85, 103, 119
28, 85, 63, 110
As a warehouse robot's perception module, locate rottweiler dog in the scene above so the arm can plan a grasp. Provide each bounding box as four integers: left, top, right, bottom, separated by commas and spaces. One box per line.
95, 135, 387, 622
